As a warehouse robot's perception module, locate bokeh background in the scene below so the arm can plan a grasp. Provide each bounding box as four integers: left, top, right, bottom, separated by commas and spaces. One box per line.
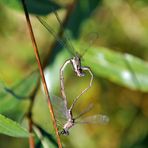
0, 0, 148, 148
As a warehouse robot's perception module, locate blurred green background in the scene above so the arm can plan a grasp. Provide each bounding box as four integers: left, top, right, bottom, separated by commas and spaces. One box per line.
0, 0, 148, 148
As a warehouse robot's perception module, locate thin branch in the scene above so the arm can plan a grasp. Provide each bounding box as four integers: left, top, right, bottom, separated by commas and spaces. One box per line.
21, 0, 62, 148
27, 78, 40, 148
28, 118, 35, 148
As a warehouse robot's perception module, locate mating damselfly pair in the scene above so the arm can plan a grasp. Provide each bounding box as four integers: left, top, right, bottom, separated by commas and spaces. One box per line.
37, 10, 109, 135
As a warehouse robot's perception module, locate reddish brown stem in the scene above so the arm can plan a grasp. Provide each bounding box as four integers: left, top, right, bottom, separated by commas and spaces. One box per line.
28, 118, 35, 148
26, 78, 40, 148
21, 0, 62, 147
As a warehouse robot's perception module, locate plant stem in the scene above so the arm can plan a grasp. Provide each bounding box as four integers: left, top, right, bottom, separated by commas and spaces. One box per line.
28, 118, 35, 148
21, 0, 62, 147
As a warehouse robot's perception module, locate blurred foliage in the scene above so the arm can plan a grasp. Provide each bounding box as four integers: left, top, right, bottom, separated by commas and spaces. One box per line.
0, 0, 21, 11
0, 72, 39, 117
84, 46, 148, 91
67, 0, 101, 38
0, 0, 148, 148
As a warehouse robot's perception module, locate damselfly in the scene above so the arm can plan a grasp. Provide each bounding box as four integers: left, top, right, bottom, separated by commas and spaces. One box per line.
37, 10, 94, 103
51, 95, 109, 136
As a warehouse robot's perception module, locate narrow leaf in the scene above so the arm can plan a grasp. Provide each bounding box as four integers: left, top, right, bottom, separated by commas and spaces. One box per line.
25, 0, 62, 15
0, 114, 28, 137
84, 47, 148, 92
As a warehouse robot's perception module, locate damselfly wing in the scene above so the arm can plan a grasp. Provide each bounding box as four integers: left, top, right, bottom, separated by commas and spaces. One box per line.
50, 95, 109, 136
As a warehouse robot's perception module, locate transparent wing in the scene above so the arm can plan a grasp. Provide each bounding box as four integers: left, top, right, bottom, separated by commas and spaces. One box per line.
37, 16, 75, 56
53, 11, 76, 56
75, 114, 109, 124
50, 95, 69, 123
37, 16, 66, 49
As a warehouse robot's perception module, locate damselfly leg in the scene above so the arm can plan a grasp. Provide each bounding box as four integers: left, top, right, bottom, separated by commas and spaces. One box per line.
60, 56, 93, 105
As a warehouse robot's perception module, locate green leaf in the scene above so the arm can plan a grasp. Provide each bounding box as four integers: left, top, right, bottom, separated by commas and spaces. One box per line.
83, 46, 148, 92
0, 114, 28, 137
25, 0, 62, 15
1, 0, 62, 15
68, 0, 101, 38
